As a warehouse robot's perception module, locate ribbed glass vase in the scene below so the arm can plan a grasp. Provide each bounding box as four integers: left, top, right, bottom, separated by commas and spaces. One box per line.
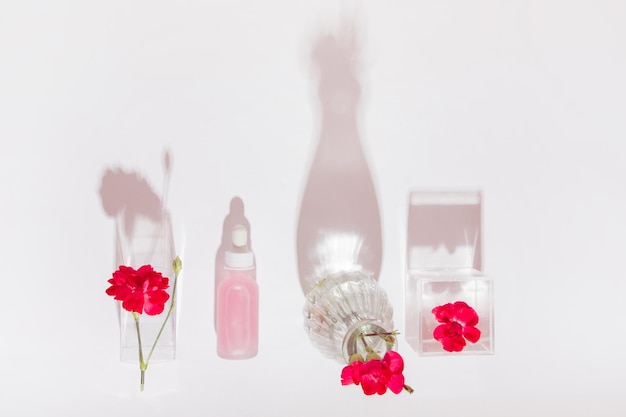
303, 271, 395, 363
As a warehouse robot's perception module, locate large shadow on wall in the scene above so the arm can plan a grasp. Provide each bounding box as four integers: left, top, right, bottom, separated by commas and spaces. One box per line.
98, 150, 176, 278
296, 21, 383, 295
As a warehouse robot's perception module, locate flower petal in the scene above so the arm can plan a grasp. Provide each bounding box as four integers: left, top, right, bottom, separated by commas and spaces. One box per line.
341, 365, 355, 385
351, 361, 363, 384
387, 374, 405, 394
463, 325, 481, 343
433, 323, 448, 341
382, 351, 404, 374
112, 266, 133, 284
137, 264, 156, 276
359, 360, 387, 395
442, 335, 466, 352
434, 322, 462, 341
455, 304, 479, 326
432, 303, 454, 323
143, 292, 169, 315
121, 292, 144, 314
360, 374, 381, 395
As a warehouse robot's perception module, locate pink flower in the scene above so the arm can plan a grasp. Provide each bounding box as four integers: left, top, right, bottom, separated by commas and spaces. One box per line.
105, 265, 170, 315
432, 301, 481, 352
341, 351, 409, 395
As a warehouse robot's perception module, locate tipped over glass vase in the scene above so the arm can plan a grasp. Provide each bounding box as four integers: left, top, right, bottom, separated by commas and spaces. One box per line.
303, 271, 396, 363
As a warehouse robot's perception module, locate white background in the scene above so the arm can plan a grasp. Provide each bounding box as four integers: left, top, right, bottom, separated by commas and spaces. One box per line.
1, 1, 625, 416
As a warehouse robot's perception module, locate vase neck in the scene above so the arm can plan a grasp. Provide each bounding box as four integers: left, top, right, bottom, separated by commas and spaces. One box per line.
342, 320, 396, 363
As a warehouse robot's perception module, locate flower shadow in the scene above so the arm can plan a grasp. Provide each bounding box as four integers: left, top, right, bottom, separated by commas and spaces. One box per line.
98, 150, 175, 270
99, 168, 163, 242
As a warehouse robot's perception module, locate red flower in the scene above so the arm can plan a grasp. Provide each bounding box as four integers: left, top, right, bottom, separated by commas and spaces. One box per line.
105, 265, 170, 315
432, 301, 481, 352
341, 351, 407, 395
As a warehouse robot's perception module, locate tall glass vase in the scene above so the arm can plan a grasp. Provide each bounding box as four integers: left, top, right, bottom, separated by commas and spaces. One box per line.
115, 209, 177, 362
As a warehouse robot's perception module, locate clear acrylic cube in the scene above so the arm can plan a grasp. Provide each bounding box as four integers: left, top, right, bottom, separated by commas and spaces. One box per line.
115, 210, 177, 362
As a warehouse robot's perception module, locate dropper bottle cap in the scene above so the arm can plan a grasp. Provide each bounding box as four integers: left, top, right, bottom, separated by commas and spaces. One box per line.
225, 225, 254, 269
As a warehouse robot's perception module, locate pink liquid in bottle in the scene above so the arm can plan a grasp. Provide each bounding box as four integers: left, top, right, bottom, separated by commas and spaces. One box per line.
216, 225, 258, 359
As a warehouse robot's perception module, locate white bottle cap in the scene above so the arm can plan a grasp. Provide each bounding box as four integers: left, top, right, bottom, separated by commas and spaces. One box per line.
232, 225, 248, 247
225, 225, 254, 268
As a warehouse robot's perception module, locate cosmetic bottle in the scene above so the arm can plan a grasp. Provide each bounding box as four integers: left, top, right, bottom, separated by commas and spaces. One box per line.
216, 224, 258, 359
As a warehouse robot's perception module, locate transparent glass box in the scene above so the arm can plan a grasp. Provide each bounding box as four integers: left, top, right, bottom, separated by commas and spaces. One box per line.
405, 190, 494, 356
115, 210, 177, 363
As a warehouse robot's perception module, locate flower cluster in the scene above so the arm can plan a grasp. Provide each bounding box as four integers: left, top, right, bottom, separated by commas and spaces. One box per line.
340, 330, 413, 396
341, 350, 412, 395
432, 301, 481, 352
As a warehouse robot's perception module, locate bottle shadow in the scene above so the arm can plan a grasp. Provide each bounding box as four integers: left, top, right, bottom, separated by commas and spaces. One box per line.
214, 196, 254, 329
296, 20, 383, 295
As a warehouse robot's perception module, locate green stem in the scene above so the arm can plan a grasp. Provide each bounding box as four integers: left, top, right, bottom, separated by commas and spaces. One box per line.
360, 333, 370, 349
360, 332, 379, 360
145, 265, 180, 366
359, 331, 399, 338
359, 330, 398, 349
133, 312, 146, 391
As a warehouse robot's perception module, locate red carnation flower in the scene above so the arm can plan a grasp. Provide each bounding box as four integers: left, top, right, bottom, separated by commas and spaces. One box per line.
341, 351, 408, 395
432, 301, 481, 352
106, 265, 170, 315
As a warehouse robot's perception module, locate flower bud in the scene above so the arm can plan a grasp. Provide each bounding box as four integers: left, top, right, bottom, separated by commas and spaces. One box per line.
173, 256, 182, 275
382, 335, 396, 347
348, 353, 364, 364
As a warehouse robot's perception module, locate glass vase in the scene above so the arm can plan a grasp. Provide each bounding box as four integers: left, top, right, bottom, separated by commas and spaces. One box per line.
303, 271, 395, 363
115, 209, 177, 362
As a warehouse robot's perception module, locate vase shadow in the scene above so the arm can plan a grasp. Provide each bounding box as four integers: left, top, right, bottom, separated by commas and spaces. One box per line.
296, 19, 382, 296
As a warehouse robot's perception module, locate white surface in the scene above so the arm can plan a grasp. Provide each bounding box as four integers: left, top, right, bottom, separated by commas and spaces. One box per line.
1, 1, 625, 416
